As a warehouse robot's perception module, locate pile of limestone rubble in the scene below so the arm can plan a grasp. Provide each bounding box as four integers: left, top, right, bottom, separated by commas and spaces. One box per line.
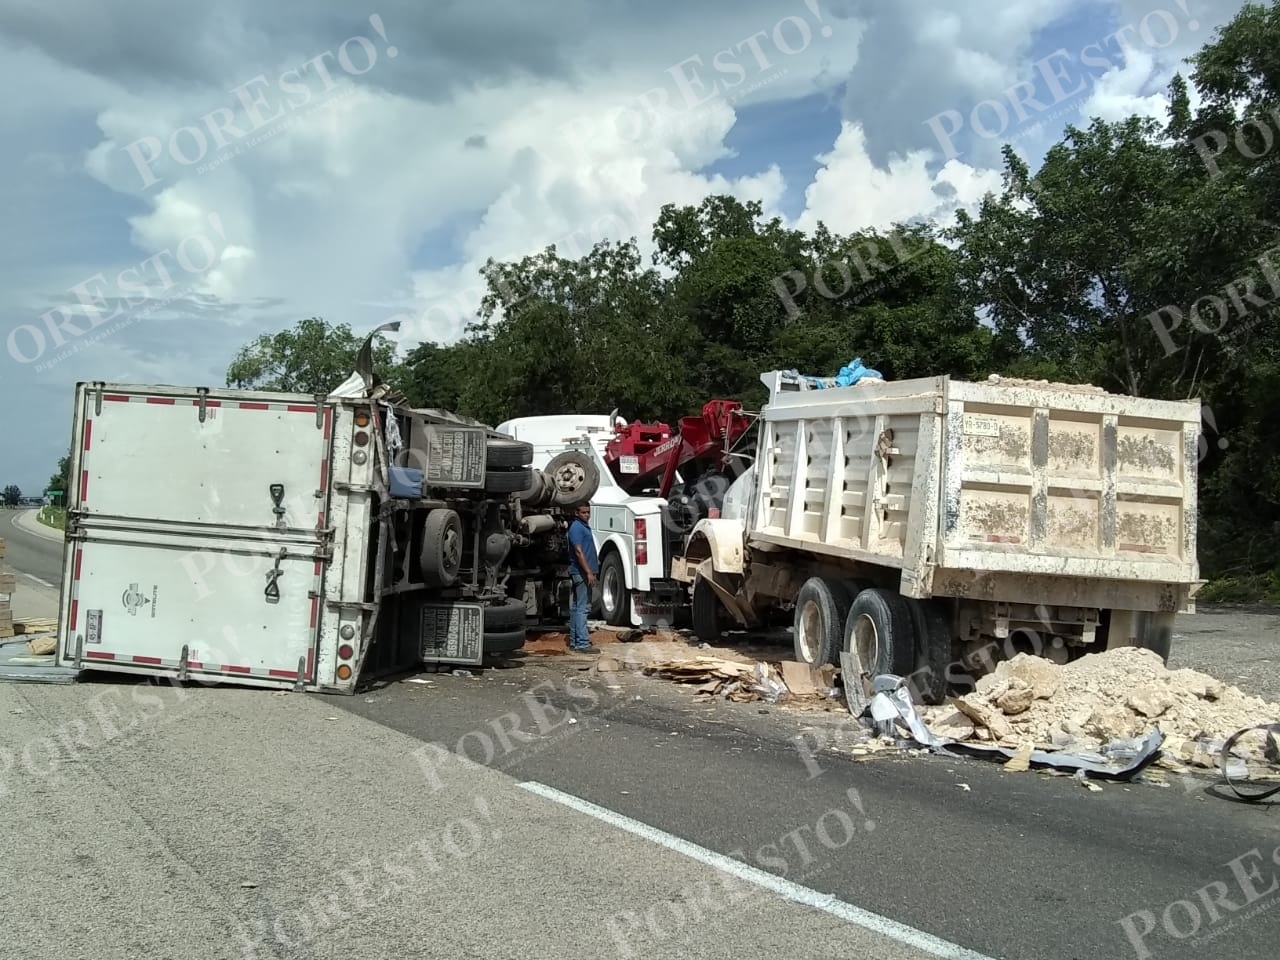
921, 647, 1280, 769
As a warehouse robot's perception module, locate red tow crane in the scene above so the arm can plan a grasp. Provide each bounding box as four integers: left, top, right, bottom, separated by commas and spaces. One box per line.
603, 400, 752, 499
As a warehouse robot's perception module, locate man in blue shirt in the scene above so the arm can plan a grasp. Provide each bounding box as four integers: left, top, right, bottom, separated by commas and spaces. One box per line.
566, 503, 600, 653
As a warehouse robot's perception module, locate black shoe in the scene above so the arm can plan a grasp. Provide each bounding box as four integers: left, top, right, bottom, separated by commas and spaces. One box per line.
569, 644, 600, 654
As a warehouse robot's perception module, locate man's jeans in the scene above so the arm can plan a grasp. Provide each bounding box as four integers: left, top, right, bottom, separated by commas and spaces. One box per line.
569, 573, 591, 649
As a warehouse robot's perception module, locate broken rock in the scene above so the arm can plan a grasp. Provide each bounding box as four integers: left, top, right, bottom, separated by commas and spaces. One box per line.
997, 682, 1035, 716
998, 654, 1061, 700
1127, 686, 1175, 719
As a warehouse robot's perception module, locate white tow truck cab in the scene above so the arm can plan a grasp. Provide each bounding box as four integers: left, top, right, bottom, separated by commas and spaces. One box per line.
53, 359, 598, 695
494, 414, 681, 627
676, 369, 1205, 704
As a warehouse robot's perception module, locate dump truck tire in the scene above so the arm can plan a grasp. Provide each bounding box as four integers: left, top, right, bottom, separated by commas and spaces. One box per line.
793, 577, 843, 666
486, 438, 534, 469
845, 588, 915, 679
692, 576, 722, 644
907, 597, 952, 705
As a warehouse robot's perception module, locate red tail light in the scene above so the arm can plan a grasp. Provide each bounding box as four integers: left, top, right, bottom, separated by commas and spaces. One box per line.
635, 518, 648, 564
338, 644, 353, 660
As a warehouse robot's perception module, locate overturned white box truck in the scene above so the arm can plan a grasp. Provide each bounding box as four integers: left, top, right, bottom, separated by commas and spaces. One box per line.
674, 370, 1205, 704
52, 350, 598, 694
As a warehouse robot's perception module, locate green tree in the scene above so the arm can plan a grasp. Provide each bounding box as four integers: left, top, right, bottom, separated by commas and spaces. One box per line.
226, 317, 402, 395
2, 484, 20, 506
46, 452, 70, 499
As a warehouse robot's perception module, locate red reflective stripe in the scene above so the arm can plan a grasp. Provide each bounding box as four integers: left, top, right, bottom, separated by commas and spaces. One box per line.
309, 596, 319, 629
313, 561, 322, 576
239, 402, 269, 410
306, 648, 314, 679
80, 469, 89, 501
268, 669, 299, 679
286, 404, 315, 413
222, 665, 251, 674
73, 549, 83, 580
83, 418, 93, 451
145, 397, 175, 405
190, 399, 222, 407
323, 407, 332, 439
189, 661, 204, 669
103, 394, 130, 402
85, 650, 113, 660
69, 600, 79, 629
133, 655, 162, 665
319, 459, 328, 491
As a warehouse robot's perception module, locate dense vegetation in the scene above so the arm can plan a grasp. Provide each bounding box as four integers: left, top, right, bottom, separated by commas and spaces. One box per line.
196, 6, 1280, 600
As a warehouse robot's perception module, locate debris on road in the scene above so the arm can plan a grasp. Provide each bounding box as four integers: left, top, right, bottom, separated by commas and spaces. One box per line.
923, 648, 1280, 773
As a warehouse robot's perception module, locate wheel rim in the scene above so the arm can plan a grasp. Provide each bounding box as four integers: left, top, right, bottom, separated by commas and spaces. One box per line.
441, 528, 461, 575
603, 564, 620, 613
852, 613, 879, 673
554, 462, 586, 494
797, 599, 822, 663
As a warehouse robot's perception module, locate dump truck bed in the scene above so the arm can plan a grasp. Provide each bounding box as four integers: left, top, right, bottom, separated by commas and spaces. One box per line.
751, 374, 1202, 609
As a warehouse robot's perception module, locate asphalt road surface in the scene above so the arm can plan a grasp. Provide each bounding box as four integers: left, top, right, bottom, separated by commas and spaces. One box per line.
337, 646, 1280, 960
1, 508, 65, 585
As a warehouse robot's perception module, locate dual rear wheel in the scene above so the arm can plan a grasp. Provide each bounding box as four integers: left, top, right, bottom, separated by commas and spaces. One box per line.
792, 576, 952, 705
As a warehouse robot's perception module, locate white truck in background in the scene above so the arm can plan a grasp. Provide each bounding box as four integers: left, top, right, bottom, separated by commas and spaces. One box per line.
52, 347, 598, 694
675, 370, 1204, 704
493, 414, 681, 627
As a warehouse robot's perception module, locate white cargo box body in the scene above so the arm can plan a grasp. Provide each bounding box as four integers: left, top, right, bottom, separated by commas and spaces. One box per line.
54, 382, 372, 692
753, 375, 1202, 612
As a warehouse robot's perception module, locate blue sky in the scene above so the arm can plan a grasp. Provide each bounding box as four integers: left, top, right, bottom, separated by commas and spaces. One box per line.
0, 0, 1253, 496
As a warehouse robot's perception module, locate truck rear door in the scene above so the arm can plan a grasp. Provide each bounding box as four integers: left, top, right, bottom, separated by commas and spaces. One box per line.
55, 383, 335, 689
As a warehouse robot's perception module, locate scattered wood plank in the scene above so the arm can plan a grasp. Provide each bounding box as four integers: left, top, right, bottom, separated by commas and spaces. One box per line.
0, 572, 14, 594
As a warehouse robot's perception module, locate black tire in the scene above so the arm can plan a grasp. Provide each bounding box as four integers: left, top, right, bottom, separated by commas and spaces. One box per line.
486, 438, 534, 469
484, 466, 534, 494
483, 597, 527, 632
906, 597, 953, 705
598, 552, 630, 626
545, 450, 600, 507
483, 628, 527, 654
844, 588, 915, 679
793, 577, 843, 666
420, 509, 462, 588
692, 576, 722, 644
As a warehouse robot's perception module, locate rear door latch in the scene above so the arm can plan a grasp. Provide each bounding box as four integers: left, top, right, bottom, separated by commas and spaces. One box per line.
265, 547, 288, 603
269, 483, 286, 530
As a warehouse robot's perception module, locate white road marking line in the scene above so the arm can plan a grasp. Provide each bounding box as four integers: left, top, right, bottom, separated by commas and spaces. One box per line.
518, 781, 998, 960
23, 574, 55, 588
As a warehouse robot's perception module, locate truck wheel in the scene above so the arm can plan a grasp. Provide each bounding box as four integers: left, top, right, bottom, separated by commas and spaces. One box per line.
484, 466, 534, 494
483, 597, 527, 631
599, 552, 630, 626
483, 628, 527, 655
486, 438, 534, 469
420, 509, 462, 588
845, 588, 915, 679
906, 598, 952, 705
546, 450, 600, 506
692, 576, 722, 644
793, 578, 843, 666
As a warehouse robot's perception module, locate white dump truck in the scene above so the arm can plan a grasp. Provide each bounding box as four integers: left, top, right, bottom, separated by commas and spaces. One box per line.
51, 343, 597, 694
673, 370, 1204, 704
